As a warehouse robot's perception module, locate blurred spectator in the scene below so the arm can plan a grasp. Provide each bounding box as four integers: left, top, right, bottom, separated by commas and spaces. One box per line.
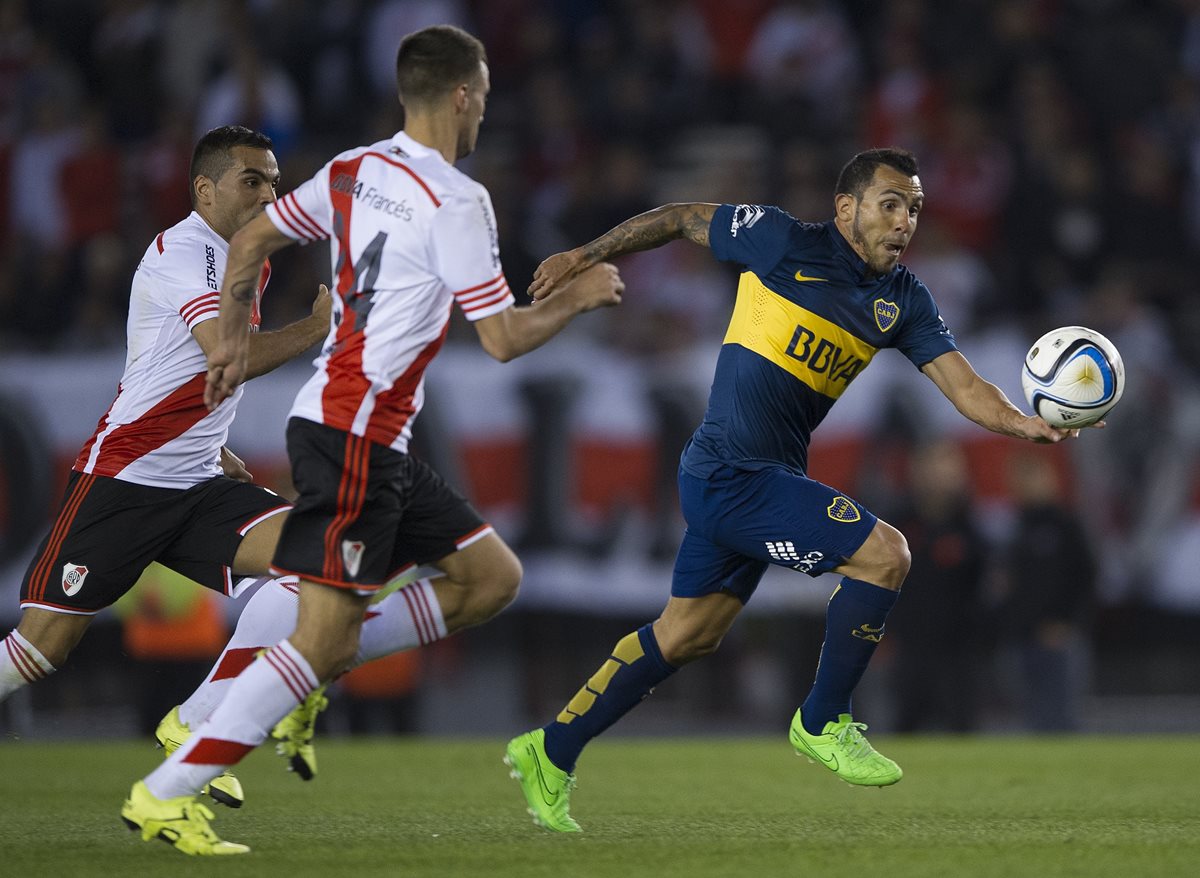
1112, 125, 1187, 264
744, 0, 863, 137
0, 0, 35, 139
91, 0, 163, 142
995, 451, 1097, 732
776, 139, 836, 221
194, 37, 303, 155
920, 101, 1014, 255
364, 0, 469, 98
2, 36, 83, 347
903, 217, 996, 338
1071, 263, 1188, 603
60, 108, 121, 248
861, 31, 943, 156
688, 0, 775, 118
157, 0, 227, 111
137, 110, 194, 232
886, 440, 989, 733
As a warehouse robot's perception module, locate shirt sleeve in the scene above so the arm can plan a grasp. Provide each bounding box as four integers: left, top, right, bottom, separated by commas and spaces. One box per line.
708, 203, 797, 276
266, 162, 334, 242
152, 233, 223, 332
429, 187, 514, 321
893, 278, 958, 368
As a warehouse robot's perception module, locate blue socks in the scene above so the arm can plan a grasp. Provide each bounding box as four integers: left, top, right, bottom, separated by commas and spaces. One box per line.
542, 623, 676, 773
801, 577, 899, 734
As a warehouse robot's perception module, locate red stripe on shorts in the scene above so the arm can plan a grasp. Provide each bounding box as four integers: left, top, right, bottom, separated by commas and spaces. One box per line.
28, 474, 95, 603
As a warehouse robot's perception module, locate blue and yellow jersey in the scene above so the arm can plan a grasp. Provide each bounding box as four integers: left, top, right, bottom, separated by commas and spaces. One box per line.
682, 204, 958, 478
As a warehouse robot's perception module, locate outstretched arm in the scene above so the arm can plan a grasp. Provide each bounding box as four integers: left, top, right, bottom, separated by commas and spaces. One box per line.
193, 283, 330, 382
922, 350, 1084, 443
528, 203, 718, 301
204, 212, 295, 409
242, 283, 331, 380
474, 263, 624, 362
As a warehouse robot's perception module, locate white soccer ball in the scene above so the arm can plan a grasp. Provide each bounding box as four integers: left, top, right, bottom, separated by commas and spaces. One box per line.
1021, 325, 1125, 428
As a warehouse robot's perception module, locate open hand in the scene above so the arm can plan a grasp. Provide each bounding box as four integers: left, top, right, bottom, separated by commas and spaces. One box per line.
528, 249, 589, 301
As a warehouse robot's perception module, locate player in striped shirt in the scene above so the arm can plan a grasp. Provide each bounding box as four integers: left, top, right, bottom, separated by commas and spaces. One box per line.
0, 122, 498, 818
0, 126, 328, 799
122, 25, 623, 855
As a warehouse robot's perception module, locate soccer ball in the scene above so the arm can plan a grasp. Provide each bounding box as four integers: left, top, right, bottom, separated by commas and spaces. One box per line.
1020, 326, 1125, 428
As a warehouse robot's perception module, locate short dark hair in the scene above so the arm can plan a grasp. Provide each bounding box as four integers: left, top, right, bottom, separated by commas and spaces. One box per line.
395, 24, 487, 107
189, 125, 274, 206
835, 148, 920, 200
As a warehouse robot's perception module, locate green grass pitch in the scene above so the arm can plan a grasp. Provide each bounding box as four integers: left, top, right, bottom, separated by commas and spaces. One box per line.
2, 735, 1198, 877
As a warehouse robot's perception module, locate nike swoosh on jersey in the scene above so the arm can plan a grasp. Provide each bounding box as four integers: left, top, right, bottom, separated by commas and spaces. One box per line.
794, 270, 829, 282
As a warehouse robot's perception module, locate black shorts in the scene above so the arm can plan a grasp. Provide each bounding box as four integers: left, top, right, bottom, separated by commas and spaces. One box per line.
271, 418, 490, 592
20, 471, 291, 614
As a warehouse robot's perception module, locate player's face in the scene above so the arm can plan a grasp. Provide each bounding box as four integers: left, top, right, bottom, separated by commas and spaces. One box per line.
842, 166, 923, 275
456, 62, 490, 160
213, 146, 281, 237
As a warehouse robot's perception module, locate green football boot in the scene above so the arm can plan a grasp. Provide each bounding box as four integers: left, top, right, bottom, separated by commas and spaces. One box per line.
271, 685, 328, 780
504, 729, 581, 832
788, 709, 903, 787
122, 780, 249, 856
155, 706, 245, 808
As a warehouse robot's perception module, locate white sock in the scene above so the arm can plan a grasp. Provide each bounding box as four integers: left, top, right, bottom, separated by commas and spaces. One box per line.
355, 578, 447, 665
145, 638, 319, 799
0, 630, 55, 701
178, 578, 300, 728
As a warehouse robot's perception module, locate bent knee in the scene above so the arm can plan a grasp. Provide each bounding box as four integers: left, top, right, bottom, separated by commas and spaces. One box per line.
886, 531, 912, 585
459, 553, 523, 622
845, 521, 910, 590
480, 560, 522, 616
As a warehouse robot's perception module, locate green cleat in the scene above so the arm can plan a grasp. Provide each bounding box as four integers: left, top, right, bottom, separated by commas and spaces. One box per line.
121, 780, 249, 856
504, 729, 581, 832
788, 709, 903, 787
271, 685, 328, 780
155, 706, 244, 808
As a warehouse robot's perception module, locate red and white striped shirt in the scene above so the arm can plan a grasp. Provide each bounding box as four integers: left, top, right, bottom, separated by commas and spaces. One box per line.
73, 212, 268, 488
265, 131, 514, 452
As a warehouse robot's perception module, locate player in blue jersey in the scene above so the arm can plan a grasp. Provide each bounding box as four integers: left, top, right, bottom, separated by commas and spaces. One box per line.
505, 148, 1086, 832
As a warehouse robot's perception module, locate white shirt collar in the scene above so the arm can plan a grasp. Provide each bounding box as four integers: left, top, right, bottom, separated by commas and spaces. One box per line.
389, 131, 444, 164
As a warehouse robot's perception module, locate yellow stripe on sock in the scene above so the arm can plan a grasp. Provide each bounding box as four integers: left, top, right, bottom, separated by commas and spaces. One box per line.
611, 632, 644, 664
587, 659, 623, 695
563, 687, 596, 718
555, 632, 647, 724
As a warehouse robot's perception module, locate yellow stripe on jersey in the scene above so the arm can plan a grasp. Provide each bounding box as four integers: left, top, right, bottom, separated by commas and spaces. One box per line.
722, 271, 878, 399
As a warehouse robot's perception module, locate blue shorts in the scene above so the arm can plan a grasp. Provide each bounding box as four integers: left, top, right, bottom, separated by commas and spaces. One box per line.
671, 464, 877, 604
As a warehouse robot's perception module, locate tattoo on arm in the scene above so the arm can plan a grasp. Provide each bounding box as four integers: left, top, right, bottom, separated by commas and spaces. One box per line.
229, 279, 256, 304
678, 204, 713, 247
582, 203, 716, 261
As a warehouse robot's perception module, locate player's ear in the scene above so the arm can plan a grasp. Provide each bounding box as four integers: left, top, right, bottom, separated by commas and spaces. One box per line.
834, 192, 856, 223
193, 174, 213, 207
453, 82, 469, 113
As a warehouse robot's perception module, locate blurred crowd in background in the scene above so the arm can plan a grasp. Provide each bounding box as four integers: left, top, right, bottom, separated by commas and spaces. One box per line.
1, 0, 1199, 735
